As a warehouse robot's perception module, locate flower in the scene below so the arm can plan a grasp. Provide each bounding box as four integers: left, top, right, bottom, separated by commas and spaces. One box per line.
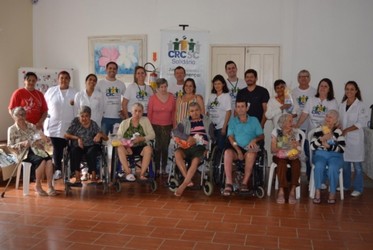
98, 47, 119, 68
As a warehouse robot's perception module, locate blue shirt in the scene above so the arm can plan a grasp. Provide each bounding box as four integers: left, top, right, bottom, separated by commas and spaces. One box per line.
227, 115, 263, 148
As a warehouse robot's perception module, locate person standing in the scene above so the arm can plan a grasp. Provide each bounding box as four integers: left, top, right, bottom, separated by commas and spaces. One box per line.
123, 66, 153, 118
339, 81, 368, 197
44, 71, 77, 180
148, 78, 176, 174
75, 74, 104, 127
225, 61, 247, 111
207, 75, 231, 151
168, 66, 186, 99
96, 61, 126, 135
292, 70, 316, 179
236, 69, 270, 128
8, 72, 48, 130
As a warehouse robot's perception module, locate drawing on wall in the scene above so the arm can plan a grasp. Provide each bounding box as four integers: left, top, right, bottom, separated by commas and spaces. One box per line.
18, 67, 74, 94
88, 35, 147, 82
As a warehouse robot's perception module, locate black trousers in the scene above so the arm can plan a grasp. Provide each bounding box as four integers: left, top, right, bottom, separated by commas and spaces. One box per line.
50, 137, 68, 171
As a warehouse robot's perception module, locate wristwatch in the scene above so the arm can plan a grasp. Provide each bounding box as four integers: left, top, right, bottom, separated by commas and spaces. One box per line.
233, 141, 238, 146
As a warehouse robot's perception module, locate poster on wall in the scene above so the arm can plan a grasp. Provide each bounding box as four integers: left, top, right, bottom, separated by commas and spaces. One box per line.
18, 67, 74, 94
160, 30, 209, 98
88, 35, 147, 83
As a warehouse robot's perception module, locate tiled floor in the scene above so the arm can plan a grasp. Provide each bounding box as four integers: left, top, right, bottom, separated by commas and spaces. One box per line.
0, 175, 372, 250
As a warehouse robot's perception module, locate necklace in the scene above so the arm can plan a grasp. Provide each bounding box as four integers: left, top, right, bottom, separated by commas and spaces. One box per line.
227, 78, 239, 97
136, 83, 147, 99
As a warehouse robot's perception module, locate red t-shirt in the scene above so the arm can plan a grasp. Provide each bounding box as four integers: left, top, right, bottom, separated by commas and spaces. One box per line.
8, 88, 48, 124
148, 93, 176, 126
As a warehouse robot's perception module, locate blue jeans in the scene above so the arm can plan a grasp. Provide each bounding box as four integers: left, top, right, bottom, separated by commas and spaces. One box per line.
343, 161, 363, 193
313, 150, 343, 194
101, 117, 122, 135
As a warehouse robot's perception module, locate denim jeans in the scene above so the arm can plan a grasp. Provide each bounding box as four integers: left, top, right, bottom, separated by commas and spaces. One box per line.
343, 161, 363, 193
101, 117, 122, 135
313, 150, 343, 194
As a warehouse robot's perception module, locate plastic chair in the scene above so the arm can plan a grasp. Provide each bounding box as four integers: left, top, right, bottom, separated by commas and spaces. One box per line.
307, 128, 344, 200
15, 162, 32, 196
267, 129, 305, 199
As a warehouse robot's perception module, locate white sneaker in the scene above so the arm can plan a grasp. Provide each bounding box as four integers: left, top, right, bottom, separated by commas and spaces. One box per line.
336, 187, 348, 192
321, 183, 327, 190
350, 191, 362, 197
53, 170, 62, 180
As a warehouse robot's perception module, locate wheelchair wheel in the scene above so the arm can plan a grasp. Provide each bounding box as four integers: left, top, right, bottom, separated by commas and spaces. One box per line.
114, 180, 121, 193
168, 178, 179, 192
150, 180, 157, 193
203, 181, 214, 196
255, 186, 265, 199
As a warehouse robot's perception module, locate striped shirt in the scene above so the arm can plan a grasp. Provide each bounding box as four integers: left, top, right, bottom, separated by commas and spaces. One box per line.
310, 126, 345, 153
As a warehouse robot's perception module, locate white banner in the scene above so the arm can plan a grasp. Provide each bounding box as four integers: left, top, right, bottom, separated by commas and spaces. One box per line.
160, 30, 209, 98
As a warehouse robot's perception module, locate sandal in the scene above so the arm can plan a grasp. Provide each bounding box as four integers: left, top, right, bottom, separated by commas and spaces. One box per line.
35, 187, 48, 196
125, 173, 136, 182
313, 198, 321, 204
288, 195, 297, 204
276, 194, 285, 204
139, 175, 148, 181
327, 199, 336, 204
223, 184, 233, 196
47, 187, 57, 196
239, 183, 249, 192
187, 182, 194, 187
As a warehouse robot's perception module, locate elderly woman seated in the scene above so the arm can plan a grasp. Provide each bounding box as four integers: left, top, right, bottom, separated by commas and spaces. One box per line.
7, 107, 55, 196
116, 103, 155, 182
310, 109, 345, 204
271, 113, 301, 204
65, 106, 108, 186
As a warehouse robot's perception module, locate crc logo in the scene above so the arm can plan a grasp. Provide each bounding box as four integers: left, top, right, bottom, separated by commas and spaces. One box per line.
167, 35, 201, 59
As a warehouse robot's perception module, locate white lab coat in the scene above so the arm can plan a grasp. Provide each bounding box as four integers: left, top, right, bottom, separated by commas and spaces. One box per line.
44, 86, 77, 138
339, 99, 368, 162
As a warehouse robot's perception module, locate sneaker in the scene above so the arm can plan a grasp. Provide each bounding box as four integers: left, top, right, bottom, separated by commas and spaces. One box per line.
350, 191, 362, 197
53, 170, 62, 180
321, 183, 327, 190
336, 187, 348, 192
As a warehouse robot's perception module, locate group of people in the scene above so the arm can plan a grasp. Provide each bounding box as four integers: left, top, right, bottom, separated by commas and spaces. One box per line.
6, 60, 368, 203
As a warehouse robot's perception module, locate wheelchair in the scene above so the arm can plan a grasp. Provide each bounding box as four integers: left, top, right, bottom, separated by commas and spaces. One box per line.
217, 146, 267, 198
110, 144, 157, 193
167, 142, 215, 196
62, 142, 110, 196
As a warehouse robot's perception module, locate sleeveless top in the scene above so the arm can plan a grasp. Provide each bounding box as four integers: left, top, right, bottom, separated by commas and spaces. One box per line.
176, 96, 197, 123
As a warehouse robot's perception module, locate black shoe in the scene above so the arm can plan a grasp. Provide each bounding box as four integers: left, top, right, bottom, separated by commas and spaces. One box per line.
70, 181, 82, 187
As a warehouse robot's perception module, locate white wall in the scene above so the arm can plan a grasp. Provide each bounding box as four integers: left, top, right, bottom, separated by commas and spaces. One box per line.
0, 0, 33, 140
33, 0, 373, 108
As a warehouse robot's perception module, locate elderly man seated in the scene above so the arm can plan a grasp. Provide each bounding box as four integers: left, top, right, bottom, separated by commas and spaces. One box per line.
172, 102, 214, 196
223, 100, 264, 196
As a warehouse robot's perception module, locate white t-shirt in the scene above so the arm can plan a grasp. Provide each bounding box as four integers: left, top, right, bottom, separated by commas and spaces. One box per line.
74, 90, 104, 127
227, 78, 247, 111
266, 97, 296, 128
168, 83, 184, 99
303, 97, 339, 130
123, 83, 153, 114
207, 93, 232, 129
292, 86, 317, 131
96, 79, 126, 119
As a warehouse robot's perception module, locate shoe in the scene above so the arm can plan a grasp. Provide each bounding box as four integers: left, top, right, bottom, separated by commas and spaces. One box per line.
125, 173, 136, 182
321, 184, 327, 190
327, 199, 336, 204
336, 187, 348, 192
47, 187, 57, 196
87, 181, 98, 186
351, 191, 362, 197
53, 170, 62, 180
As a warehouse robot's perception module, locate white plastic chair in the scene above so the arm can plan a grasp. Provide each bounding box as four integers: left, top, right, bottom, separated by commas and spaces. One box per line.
307, 128, 344, 200
15, 162, 32, 196
267, 129, 305, 199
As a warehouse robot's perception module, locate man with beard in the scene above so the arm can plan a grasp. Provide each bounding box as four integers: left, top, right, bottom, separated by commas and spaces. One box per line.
236, 69, 270, 128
